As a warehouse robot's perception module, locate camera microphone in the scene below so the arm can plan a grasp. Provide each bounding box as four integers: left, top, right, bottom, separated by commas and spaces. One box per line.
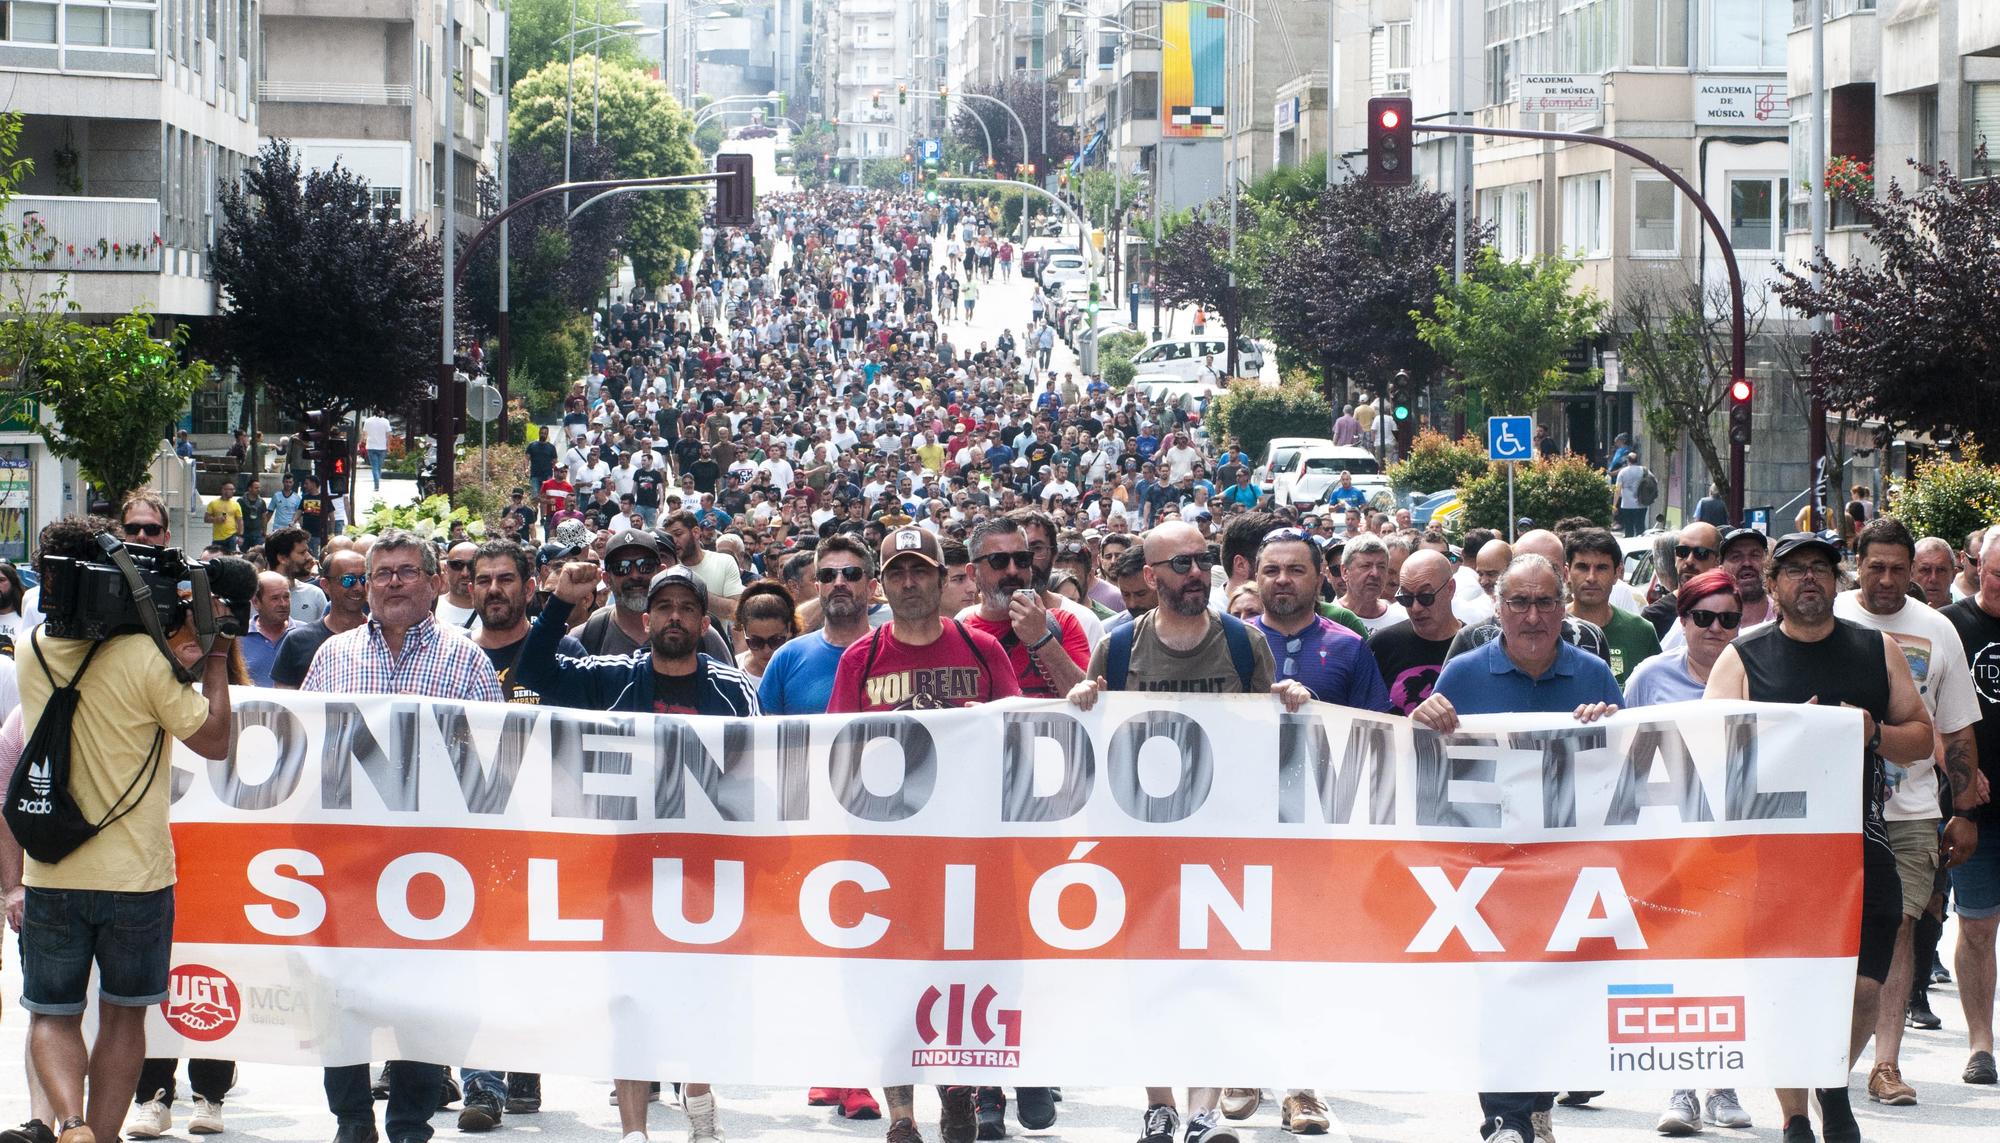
203, 556, 260, 638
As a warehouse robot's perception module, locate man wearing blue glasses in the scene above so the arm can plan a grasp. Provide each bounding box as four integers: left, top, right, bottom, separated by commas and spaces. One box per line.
268, 547, 370, 688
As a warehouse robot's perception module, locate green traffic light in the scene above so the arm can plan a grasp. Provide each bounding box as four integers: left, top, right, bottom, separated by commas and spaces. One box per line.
1394, 405, 1410, 420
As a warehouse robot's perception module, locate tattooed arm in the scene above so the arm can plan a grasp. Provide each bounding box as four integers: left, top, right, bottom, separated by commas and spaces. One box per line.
1945, 725, 1987, 812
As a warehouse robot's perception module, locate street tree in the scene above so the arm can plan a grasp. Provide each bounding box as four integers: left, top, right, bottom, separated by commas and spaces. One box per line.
1261, 177, 1485, 436
460, 141, 628, 402
949, 77, 1077, 179
511, 56, 701, 287
1774, 157, 2000, 446
506, 0, 643, 89
209, 141, 441, 423
1149, 207, 1257, 370
1414, 247, 1605, 418
2, 314, 211, 505
1613, 273, 1751, 502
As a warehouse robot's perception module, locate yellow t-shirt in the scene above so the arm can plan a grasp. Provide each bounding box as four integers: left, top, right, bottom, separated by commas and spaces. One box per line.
205, 496, 242, 541
917, 443, 945, 472
17, 633, 209, 891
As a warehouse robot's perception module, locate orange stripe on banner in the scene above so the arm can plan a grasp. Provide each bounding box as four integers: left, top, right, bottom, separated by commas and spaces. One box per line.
169, 824, 1861, 964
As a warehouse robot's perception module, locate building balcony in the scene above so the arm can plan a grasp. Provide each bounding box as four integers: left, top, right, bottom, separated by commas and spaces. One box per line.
9, 196, 164, 274
258, 80, 414, 106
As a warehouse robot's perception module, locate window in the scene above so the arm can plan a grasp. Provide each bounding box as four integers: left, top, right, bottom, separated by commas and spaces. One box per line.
1486, 40, 1511, 106
1557, 0, 1614, 74
66, 3, 107, 45
1708, 0, 1786, 69
1915, 91, 1939, 179
1371, 21, 1410, 94
1479, 184, 1538, 260
1123, 71, 1158, 121
1, 2, 58, 41
1728, 175, 1784, 252
1560, 172, 1609, 258
1629, 0, 1688, 67
1632, 176, 1678, 255
1973, 84, 2000, 178
111, 5, 154, 48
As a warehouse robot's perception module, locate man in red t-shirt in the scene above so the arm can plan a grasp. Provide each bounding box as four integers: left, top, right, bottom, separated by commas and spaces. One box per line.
829, 527, 1018, 714
539, 462, 574, 510
960, 517, 1087, 698
826, 526, 1017, 1143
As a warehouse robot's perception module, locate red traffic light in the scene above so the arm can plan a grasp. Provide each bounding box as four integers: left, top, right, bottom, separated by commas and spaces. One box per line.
1379, 107, 1401, 130
1729, 378, 1753, 403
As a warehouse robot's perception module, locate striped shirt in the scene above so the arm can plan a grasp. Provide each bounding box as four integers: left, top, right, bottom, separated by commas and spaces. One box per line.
301, 615, 502, 702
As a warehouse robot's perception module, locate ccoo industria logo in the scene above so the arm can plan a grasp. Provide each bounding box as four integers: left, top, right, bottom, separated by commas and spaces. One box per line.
1606, 983, 1746, 1074
912, 983, 1022, 1068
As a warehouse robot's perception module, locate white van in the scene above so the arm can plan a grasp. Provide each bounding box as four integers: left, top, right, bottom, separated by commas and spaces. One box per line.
1129, 334, 1266, 381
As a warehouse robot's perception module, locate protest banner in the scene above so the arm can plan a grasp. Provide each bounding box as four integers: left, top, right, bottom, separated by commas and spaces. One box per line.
149, 692, 1862, 1089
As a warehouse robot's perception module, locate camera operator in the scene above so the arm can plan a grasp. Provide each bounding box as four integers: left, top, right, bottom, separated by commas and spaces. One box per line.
118, 491, 172, 548
14, 516, 236, 1143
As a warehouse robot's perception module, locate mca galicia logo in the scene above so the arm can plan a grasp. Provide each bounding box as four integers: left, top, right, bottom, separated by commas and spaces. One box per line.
1606, 983, 1745, 1073
912, 983, 1021, 1068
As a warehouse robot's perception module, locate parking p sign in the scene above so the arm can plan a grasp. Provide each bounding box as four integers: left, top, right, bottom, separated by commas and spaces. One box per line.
1488, 416, 1534, 462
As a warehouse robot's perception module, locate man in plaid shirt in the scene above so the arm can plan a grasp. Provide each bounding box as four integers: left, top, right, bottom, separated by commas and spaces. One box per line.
299, 528, 501, 1143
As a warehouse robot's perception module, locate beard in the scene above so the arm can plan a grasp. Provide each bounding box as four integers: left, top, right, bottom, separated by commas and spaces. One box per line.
1167, 581, 1209, 617
823, 591, 862, 621
617, 583, 649, 613
650, 624, 699, 659
478, 596, 524, 630
983, 575, 1028, 612
1783, 592, 1831, 625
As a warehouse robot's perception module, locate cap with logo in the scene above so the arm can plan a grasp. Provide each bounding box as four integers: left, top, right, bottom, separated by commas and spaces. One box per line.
646, 564, 710, 611
879, 527, 943, 570
605, 529, 660, 558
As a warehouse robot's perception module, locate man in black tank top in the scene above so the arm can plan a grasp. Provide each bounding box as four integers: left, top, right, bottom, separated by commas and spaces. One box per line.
1706, 534, 1934, 1143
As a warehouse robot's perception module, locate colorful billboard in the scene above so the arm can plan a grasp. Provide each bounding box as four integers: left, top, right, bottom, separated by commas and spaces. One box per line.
1163, 2, 1227, 139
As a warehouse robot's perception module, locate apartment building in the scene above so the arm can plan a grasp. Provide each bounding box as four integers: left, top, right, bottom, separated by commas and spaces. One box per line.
259, 0, 501, 233
0, 0, 264, 548
813, 0, 916, 164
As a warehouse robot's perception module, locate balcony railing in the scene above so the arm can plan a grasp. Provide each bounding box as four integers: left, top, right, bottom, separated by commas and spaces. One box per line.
257, 80, 415, 106
9, 197, 165, 274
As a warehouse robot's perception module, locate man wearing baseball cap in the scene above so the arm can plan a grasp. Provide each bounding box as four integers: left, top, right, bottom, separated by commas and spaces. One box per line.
1663, 527, 1772, 651
513, 562, 756, 1143
827, 525, 1020, 1143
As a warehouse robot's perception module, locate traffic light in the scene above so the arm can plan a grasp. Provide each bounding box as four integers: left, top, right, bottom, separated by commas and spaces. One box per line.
898, 82, 908, 106
871, 90, 882, 110
1728, 376, 1754, 446
301, 410, 329, 466
715, 152, 755, 226
1367, 96, 1414, 186
1087, 279, 1100, 317
327, 449, 350, 499
939, 85, 948, 112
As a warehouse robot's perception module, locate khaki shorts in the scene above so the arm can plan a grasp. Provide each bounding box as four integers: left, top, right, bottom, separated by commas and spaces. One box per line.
1887, 817, 1942, 919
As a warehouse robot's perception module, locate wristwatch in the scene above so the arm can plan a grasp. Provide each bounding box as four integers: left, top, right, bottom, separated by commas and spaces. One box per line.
1029, 629, 1057, 652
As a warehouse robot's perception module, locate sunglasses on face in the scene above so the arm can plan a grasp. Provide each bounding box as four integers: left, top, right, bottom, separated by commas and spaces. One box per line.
608, 557, 659, 577
337, 573, 368, 590
1687, 608, 1743, 630
743, 632, 791, 652
1394, 589, 1440, 609
444, 559, 472, 573
123, 522, 165, 539
817, 566, 867, 583
978, 551, 1036, 571
1675, 544, 1717, 561
1150, 552, 1217, 576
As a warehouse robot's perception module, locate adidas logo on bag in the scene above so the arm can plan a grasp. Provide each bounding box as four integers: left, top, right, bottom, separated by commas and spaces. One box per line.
16, 759, 54, 815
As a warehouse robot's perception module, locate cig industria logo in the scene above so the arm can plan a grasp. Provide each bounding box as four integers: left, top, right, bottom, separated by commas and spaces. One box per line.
912, 983, 1022, 1068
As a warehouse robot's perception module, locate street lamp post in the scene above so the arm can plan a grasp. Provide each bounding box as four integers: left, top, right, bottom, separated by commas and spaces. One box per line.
561, 17, 650, 207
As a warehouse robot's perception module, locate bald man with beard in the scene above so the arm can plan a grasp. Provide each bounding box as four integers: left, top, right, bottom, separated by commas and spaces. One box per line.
1444, 529, 1611, 666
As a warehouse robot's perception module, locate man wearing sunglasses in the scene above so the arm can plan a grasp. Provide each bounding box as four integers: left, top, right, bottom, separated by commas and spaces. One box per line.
1833, 518, 1981, 1107
1368, 550, 1465, 716
119, 490, 173, 548
1662, 528, 1772, 653
268, 548, 370, 689
434, 541, 483, 632
1640, 522, 1722, 638
1708, 533, 1935, 1143
759, 537, 880, 722
962, 518, 1088, 699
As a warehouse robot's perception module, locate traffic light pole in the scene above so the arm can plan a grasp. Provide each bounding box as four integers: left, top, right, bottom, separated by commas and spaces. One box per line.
437, 170, 742, 495
1415, 122, 1750, 523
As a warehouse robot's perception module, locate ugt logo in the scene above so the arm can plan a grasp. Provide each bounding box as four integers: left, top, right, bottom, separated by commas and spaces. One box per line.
911, 983, 1022, 1068
162, 965, 241, 1043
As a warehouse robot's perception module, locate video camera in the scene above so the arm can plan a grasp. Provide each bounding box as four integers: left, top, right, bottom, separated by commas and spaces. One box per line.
39, 533, 256, 680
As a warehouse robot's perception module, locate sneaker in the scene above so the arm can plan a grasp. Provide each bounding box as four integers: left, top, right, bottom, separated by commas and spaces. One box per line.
939, 1087, 977, 1143
1013, 1089, 1056, 1132
1488, 1132, 1526, 1143
1867, 1061, 1916, 1106
621, 1133, 649, 1143
1139, 1105, 1181, 1143
1220, 1091, 1261, 1121
1656, 1091, 1701, 1136
1780, 1116, 1816, 1143
188, 1098, 224, 1136
1932, 959, 1952, 984
1281, 1092, 1329, 1135
839, 1090, 883, 1121
457, 1090, 503, 1133
1183, 1110, 1236, 1143
1555, 1093, 1600, 1107
440, 1073, 462, 1111
683, 1091, 722, 1143
1814, 1087, 1858, 1143
807, 1090, 845, 1108
974, 1090, 1006, 1141
504, 1075, 541, 1115
887, 1119, 925, 1143
56, 1122, 92, 1143
1965, 1049, 1999, 1084
1702, 1090, 1751, 1129
127, 1092, 172, 1140
1906, 991, 1942, 1029
0, 1122, 58, 1143
1530, 1110, 1555, 1143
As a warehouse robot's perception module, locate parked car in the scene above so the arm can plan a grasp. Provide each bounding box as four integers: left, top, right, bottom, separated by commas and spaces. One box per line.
1255, 437, 1334, 496
1410, 489, 1460, 528
1039, 253, 1091, 288
1274, 445, 1390, 508
1128, 334, 1266, 381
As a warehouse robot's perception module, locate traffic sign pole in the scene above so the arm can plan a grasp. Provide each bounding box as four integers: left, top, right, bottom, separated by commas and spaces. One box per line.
1508, 463, 1516, 543
1487, 416, 1534, 543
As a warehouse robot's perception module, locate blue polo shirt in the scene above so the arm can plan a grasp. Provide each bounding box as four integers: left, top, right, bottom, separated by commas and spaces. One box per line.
757, 630, 851, 715
1433, 637, 1624, 715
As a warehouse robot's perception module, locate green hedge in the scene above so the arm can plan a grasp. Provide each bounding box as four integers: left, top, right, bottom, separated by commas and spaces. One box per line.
1207, 378, 1332, 461
1460, 453, 1613, 532
1889, 451, 2000, 545
1388, 430, 1492, 497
